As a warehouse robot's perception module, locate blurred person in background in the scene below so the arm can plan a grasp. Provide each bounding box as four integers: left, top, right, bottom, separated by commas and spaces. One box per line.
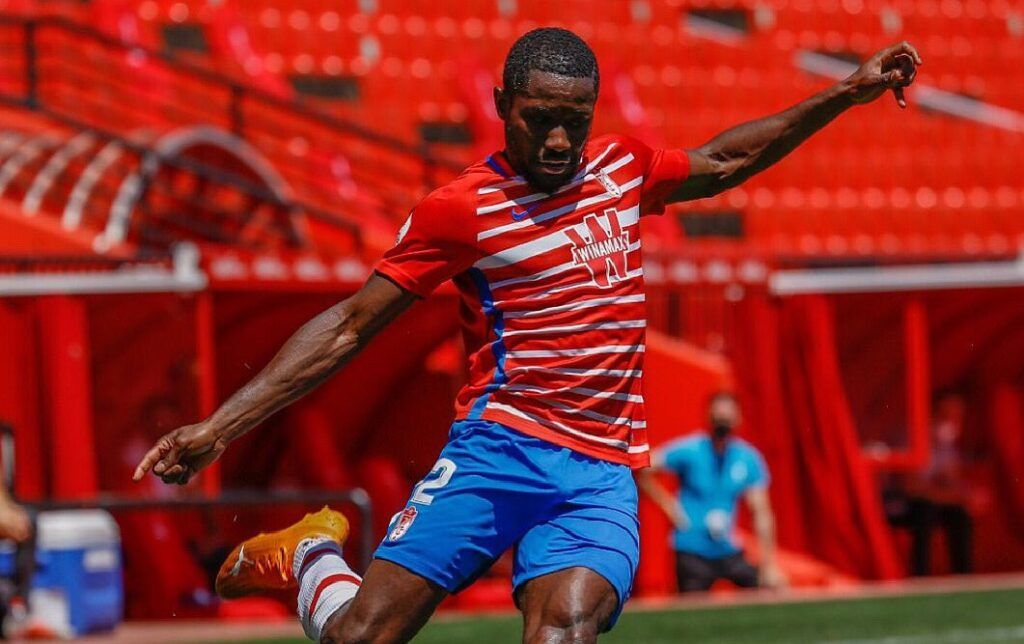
639, 392, 785, 592
0, 490, 29, 545
0, 453, 29, 544
905, 392, 975, 576
0, 460, 32, 636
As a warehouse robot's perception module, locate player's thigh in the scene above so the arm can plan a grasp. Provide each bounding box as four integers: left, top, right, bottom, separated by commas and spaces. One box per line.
517, 566, 619, 644
513, 461, 639, 637
676, 552, 716, 592
324, 559, 446, 644
375, 420, 555, 595
721, 553, 759, 588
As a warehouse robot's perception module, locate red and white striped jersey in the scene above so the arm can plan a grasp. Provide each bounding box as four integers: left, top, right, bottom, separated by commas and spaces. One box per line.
375, 134, 690, 468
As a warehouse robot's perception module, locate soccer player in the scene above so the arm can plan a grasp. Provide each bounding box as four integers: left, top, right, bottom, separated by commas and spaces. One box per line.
638, 392, 784, 592
134, 28, 921, 644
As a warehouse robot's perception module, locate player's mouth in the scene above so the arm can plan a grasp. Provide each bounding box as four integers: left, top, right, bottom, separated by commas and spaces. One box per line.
536, 159, 573, 175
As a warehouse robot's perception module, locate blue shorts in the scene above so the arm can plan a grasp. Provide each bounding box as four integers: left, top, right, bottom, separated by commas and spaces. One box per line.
374, 419, 639, 630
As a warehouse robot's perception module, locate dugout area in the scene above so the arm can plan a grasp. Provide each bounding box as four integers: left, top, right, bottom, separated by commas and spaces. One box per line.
3, 256, 1024, 617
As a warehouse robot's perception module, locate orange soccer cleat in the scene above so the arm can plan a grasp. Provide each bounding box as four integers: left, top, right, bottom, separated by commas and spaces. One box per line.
215, 506, 350, 599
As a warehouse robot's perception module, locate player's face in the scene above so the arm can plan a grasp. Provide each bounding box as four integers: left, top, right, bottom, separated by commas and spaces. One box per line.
496, 70, 596, 192
709, 397, 742, 431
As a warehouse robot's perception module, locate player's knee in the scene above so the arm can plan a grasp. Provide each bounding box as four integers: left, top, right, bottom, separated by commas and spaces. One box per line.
524, 604, 605, 644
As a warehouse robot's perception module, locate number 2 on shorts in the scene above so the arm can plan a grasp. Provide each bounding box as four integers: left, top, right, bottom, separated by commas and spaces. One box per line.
410, 458, 457, 506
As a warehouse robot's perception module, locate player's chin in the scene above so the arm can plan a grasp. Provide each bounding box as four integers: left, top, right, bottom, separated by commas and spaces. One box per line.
527, 164, 576, 192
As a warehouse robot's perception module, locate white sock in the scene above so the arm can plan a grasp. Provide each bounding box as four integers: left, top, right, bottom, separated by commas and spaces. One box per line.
295, 537, 362, 641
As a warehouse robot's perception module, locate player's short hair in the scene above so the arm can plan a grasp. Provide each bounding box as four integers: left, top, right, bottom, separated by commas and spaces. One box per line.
502, 27, 599, 96
707, 390, 738, 408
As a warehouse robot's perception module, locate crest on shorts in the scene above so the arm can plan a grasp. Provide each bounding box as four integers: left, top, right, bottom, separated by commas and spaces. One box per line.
388, 506, 418, 542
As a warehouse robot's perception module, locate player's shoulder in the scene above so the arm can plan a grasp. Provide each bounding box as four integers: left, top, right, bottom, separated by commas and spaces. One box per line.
731, 437, 765, 460
667, 432, 710, 454
593, 133, 656, 159
409, 175, 480, 226
413, 156, 508, 217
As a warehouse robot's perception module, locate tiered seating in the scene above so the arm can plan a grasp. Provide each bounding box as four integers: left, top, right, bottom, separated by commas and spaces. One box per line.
2, 0, 1021, 260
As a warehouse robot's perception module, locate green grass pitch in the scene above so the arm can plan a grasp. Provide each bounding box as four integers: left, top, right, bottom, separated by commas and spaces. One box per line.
229, 586, 1024, 644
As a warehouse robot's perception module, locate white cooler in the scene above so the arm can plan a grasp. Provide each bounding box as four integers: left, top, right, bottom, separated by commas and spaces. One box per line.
0, 510, 124, 637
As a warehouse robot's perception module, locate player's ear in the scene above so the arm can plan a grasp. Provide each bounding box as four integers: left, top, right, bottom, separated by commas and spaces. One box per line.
494, 86, 510, 121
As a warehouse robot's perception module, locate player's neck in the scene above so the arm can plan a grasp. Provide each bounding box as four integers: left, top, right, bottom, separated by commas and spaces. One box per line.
712, 435, 731, 453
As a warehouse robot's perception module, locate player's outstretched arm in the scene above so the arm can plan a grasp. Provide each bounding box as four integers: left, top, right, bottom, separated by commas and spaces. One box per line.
668, 41, 922, 203
133, 274, 417, 485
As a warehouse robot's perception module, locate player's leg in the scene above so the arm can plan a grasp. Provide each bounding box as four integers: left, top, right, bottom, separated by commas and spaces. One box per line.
675, 551, 717, 592
719, 552, 759, 589
215, 507, 443, 642
513, 451, 640, 643
317, 559, 446, 644
317, 419, 555, 642
938, 503, 972, 574
907, 498, 936, 575
516, 567, 619, 643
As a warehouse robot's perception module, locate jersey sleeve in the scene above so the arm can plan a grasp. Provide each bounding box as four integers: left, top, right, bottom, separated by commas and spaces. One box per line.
621, 135, 691, 216
653, 439, 691, 475
746, 447, 771, 489
374, 190, 479, 298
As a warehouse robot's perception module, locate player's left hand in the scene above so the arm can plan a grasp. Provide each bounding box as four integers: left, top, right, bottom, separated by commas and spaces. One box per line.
845, 41, 923, 109
133, 422, 228, 486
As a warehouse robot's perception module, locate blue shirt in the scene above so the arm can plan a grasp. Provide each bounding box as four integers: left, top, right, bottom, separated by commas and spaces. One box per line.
653, 433, 769, 559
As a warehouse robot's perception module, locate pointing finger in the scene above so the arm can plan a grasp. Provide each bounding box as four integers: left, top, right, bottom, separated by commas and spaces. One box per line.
894, 85, 907, 109
134, 441, 169, 481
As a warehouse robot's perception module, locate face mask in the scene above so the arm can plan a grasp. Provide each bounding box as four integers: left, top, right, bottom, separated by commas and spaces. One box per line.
712, 422, 732, 440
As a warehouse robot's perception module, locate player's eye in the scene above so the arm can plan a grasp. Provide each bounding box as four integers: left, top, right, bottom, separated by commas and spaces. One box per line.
528, 113, 553, 128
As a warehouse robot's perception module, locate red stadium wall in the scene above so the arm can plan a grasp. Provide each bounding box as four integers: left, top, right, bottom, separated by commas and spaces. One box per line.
6, 281, 1024, 615
833, 288, 1024, 574
730, 294, 903, 580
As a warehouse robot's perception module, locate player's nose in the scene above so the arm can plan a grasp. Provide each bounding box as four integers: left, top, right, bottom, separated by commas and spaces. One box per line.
544, 126, 571, 154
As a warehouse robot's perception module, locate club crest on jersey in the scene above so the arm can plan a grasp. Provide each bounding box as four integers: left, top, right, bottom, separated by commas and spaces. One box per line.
596, 169, 622, 198
564, 209, 631, 289
387, 506, 418, 542
395, 213, 413, 245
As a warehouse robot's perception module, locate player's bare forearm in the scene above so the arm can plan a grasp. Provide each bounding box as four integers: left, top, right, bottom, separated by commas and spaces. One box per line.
682, 83, 852, 199
669, 41, 922, 202
753, 504, 777, 563
133, 274, 416, 484
638, 470, 688, 528
208, 298, 385, 441
747, 487, 785, 586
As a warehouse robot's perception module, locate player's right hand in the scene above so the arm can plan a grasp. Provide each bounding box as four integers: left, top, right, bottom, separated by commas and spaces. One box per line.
845, 41, 923, 108
671, 504, 691, 531
133, 422, 229, 485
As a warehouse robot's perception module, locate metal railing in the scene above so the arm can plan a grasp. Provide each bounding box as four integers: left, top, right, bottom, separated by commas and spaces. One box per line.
29, 488, 375, 572
0, 14, 462, 241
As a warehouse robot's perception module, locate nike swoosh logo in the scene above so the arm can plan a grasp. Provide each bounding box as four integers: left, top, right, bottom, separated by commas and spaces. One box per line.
511, 203, 541, 221
230, 545, 248, 576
